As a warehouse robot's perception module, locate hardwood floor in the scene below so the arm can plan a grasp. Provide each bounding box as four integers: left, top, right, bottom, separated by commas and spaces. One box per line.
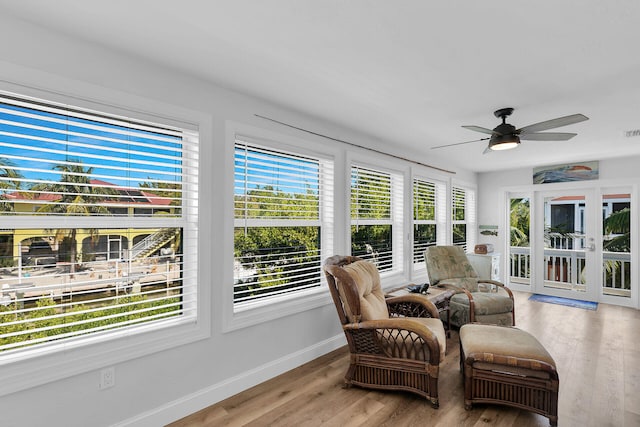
169, 291, 640, 427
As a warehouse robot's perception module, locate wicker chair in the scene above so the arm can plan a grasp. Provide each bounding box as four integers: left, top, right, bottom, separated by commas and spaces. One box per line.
424, 246, 515, 328
323, 255, 446, 408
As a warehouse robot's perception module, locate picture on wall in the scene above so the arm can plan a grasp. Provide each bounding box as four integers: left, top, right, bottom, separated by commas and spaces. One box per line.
479, 225, 498, 237
533, 161, 599, 184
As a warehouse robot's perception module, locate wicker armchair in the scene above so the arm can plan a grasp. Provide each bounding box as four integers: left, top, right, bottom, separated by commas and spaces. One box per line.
424, 246, 515, 327
323, 255, 446, 408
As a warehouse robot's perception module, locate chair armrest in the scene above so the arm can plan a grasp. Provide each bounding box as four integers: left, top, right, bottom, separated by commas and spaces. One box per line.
477, 279, 515, 300
436, 282, 477, 322
386, 294, 439, 319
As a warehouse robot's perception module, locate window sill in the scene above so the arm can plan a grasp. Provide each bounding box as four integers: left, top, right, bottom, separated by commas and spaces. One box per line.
223, 287, 332, 333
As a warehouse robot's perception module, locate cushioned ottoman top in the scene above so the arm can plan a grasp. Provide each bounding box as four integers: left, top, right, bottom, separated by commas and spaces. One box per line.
460, 324, 556, 369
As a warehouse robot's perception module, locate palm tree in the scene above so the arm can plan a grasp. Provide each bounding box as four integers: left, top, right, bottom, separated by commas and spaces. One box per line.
602, 207, 631, 289
35, 162, 115, 274
0, 158, 22, 190
603, 208, 630, 252
0, 158, 23, 213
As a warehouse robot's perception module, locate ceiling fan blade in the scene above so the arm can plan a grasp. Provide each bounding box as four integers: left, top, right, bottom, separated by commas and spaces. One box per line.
520, 132, 577, 141
482, 145, 492, 155
518, 114, 588, 134
431, 137, 489, 150
462, 125, 500, 135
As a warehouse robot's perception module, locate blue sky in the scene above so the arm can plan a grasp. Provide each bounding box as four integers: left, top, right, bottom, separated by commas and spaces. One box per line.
0, 101, 182, 189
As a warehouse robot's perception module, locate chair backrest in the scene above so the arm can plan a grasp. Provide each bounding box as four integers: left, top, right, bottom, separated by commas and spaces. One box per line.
424, 245, 478, 286
323, 255, 389, 324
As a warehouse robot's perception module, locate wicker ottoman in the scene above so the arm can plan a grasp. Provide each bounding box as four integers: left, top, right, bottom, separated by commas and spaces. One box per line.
459, 324, 559, 426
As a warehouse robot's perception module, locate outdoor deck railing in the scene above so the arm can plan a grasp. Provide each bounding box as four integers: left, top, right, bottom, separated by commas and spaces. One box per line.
509, 246, 631, 297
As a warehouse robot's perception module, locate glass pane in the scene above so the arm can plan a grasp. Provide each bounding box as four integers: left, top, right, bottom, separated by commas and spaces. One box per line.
452, 224, 466, 249
413, 224, 436, 265
0, 227, 184, 352
602, 193, 631, 297
0, 99, 184, 218
350, 167, 391, 220
543, 195, 586, 292
509, 197, 531, 285
234, 144, 320, 220
233, 226, 321, 302
351, 225, 392, 271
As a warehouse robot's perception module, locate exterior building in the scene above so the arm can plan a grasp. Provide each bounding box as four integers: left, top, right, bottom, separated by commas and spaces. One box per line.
0, 180, 177, 266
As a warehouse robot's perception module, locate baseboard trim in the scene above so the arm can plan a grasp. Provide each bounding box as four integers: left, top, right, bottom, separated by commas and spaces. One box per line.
114, 333, 346, 427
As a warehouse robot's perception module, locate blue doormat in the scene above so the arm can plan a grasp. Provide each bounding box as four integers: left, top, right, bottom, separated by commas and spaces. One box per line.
529, 294, 598, 310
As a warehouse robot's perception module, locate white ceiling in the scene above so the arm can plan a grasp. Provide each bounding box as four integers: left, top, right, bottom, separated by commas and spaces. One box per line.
1, 0, 640, 172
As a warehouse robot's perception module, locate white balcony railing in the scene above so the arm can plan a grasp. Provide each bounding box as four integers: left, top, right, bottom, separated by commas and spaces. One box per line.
509, 246, 631, 297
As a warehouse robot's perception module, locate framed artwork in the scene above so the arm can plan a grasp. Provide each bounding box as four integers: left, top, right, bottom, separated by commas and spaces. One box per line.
479, 225, 498, 237
533, 161, 599, 184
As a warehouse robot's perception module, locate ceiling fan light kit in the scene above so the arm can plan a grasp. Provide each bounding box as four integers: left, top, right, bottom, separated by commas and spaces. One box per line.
433, 107, 589, 153
489, 135, 520, 150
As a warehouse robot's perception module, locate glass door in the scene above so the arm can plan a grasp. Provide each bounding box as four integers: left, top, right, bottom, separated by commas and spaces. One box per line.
534, 189, 598, 301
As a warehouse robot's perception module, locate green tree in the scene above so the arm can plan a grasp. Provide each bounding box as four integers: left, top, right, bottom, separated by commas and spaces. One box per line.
0, 158, 23, 213
603, 207, 630, 252
0, 157, 22, 190
34, 162, 115, 274
139, 179, 182, 206
234, 185, 321, 300
0, 158, 24, 264
510, 198, 530, 247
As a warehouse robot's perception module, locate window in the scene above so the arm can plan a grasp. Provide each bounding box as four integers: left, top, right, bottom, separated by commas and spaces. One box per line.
0, 92, 198, 355
350, 164, 403, 272
233, 139, 333, 308
452, 185, 476, 251
412, 177, 446, 269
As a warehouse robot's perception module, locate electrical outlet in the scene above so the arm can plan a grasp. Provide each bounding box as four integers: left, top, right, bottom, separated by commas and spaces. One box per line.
100, 367, 115, 390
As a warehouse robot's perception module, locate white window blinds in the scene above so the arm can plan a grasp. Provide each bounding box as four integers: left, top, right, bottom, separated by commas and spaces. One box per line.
0, 92, 198, 354
452, 185, 476, 251
233, 139, 332, 305
413, 178, 445, 267
350, 164, 402, 272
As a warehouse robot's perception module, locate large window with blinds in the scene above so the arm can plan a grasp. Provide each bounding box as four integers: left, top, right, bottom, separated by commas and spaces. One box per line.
350, 164, 402, 272
452, 185, 476, 251
0, 92, 198, 355
233, 139, 333, 306
413, 177, 445, 269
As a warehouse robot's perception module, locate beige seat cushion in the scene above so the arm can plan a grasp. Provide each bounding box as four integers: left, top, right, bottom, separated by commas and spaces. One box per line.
451, 292, 514, 315
460, 324, 556, 371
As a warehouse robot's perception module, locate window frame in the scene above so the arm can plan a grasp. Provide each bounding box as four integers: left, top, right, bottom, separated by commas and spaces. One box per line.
222, 123, 336, 332
0, 82, 209, 398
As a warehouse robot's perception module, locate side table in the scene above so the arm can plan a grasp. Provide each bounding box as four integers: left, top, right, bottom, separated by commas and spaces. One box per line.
385, 285, 455, 336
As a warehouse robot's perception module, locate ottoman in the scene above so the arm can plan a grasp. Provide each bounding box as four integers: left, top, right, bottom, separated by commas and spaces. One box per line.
459, 324, 559, 426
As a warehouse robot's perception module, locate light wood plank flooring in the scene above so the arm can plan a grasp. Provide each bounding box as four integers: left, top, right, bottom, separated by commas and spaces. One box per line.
170, 291, 640, 427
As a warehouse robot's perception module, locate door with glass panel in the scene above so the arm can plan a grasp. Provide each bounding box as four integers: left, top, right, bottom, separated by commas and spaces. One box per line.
534, 190, 598, 301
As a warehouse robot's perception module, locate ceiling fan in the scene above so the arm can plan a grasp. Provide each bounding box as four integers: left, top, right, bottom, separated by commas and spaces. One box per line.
432, 108, 589, 154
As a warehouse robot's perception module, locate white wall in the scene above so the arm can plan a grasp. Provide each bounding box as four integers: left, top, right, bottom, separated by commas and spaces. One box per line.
0, 15, 475, 427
